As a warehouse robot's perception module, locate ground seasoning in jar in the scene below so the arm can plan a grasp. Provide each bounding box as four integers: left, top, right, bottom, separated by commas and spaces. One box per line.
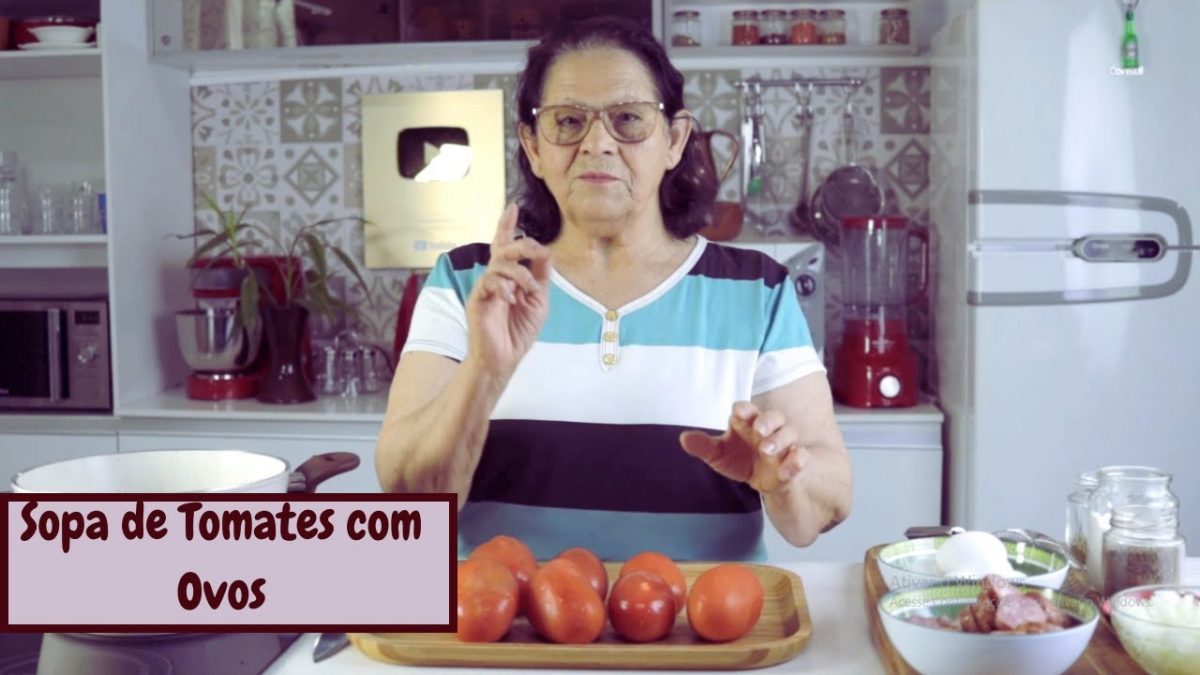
732, 10, 760, 46
671, 10, 701, 47
789, 9, 818, 45
879, 8, 910, 45
759, 9, 788, 45
1102, 505, 1185, 598
1066, 470, 1099, 569
819, 9, 847, 45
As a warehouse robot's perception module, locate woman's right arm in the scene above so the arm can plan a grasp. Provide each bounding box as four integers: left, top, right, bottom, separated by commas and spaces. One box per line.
374, 204, 551, 506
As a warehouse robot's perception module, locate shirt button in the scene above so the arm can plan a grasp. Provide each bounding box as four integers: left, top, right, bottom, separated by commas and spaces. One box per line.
602, 354, 617, 366
605, 310, 618, 321
603, 331, 617, 342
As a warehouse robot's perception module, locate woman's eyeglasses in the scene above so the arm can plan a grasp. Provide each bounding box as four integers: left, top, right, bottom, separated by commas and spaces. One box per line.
532, 101, 666, 146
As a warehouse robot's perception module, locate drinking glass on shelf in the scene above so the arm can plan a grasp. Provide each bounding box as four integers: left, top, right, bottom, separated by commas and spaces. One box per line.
68, 182, 99, 234
32, 185, 66, 235
0, 185, 28, 236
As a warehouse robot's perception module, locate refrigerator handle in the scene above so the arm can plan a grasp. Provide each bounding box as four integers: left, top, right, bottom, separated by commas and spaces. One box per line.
968, 190, 1193, 306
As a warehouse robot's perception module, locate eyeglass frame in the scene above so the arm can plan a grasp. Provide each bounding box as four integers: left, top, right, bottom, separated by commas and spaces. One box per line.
529, 101, 673, 146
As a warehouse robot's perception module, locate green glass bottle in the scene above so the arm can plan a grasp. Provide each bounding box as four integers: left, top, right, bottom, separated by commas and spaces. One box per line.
1122, 10, 1139, 69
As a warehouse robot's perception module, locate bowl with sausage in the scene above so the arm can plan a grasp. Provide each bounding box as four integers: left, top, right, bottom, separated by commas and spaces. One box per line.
877, 574, 1098, 675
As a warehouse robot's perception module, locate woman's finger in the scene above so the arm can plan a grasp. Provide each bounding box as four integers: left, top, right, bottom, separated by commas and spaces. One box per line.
491, 203, 520, 247
490, 260, 541, 295
481, 274, 517, 304
494, 237, 551, 265
753, 410, 787, 439
759, 424, 799, 458
775, 445, 811, 483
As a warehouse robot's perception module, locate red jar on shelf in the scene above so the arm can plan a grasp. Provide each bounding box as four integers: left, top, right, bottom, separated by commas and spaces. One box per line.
789, 9, 819, 45
732, 10, 759, 46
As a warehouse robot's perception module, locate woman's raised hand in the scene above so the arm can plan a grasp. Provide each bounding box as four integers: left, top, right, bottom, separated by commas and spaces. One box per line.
465, 203, 552, 379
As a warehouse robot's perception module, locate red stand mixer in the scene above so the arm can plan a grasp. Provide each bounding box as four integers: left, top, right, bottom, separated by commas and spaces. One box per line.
831, 216, 927, 408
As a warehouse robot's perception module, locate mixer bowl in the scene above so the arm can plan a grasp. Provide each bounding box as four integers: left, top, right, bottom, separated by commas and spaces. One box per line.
175, 307, 261, 373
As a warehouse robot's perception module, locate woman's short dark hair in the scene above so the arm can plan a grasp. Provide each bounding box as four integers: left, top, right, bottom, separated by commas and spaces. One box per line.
515, 17, 718, 243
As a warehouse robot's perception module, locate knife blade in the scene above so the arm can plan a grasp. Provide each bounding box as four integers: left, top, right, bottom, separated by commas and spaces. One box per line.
312, 632, 349, 663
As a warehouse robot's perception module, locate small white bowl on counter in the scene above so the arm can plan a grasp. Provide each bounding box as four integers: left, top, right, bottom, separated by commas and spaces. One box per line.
1109, 585, 1200, 675
878, 535, 1071, 591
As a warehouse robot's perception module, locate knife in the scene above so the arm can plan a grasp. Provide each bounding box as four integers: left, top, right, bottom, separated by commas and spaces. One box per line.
312, 632, 349, 663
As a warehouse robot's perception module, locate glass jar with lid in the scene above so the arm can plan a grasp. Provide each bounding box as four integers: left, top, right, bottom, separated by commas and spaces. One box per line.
732, 10, 759, 46
759, 9, 788, 45
789, 9, 819, 45
1065, 469, 1099, 569
671, 10, 701, 47
879, 8, 910, 45
819, 9, 847, 45
1086, 466, 1179, 590
1102, 504, 1185, 597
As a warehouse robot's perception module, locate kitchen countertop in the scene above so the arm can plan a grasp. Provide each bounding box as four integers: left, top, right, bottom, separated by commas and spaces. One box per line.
268, 558, 1200, 674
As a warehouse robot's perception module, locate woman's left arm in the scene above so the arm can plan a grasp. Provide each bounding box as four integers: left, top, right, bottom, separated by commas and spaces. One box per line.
752, 373, 853, 547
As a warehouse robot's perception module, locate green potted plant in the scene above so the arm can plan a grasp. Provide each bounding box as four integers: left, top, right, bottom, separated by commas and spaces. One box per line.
177, 195, 370, 403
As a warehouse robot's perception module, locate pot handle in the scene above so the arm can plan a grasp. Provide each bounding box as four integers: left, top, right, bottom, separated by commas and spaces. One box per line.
289, 452, 361, 493
705, 129, 741, 185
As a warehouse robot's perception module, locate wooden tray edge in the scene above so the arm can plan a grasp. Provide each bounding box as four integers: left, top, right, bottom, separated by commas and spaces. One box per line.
349, 563, 814, 671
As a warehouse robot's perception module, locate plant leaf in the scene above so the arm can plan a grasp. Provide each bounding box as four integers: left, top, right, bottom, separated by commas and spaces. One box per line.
240, 273, 260, 333
330, 246, 369, 299
303, 233, 328, 283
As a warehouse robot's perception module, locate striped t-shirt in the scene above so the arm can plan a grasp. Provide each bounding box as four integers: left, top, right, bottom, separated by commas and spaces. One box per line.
401, 236, 825, 561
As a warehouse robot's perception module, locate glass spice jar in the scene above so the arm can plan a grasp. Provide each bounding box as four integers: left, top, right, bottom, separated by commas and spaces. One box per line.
671, 10, 701, 47
732, 10, 760, 46
759, 9, 788, 45
1087, 465, 1179, 591
879, 8, 910, 45
819, 9, 847, 45
789, 9, 819, 45
1102, 504, 1185, 598
1065, 469, 1099, 569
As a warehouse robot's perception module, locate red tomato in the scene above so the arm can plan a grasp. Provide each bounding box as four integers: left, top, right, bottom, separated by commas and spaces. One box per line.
527, 558, 607, 644
608, 570, 677, 642
469, 535, 538, 615
619, 551, 687, 614
555, 547, 609, 601
456, 558, 518, 643
686, 563, 764, 642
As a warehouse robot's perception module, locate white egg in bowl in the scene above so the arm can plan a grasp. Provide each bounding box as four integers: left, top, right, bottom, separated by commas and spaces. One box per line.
878, 532, 1070, 591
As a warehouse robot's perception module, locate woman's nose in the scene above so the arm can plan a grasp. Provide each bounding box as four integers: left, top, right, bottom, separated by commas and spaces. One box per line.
578, 114, 619, 153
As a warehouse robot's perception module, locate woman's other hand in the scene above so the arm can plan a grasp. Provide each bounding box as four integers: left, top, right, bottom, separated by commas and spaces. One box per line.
678, 402, 809, 497
466, 203, 552, 379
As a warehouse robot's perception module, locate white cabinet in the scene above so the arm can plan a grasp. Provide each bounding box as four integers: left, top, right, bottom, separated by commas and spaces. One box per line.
762, 404, 943, 563
0, 416, 119, 487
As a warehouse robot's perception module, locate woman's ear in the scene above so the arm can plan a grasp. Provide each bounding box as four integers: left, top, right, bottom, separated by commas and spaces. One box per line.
665, 111, 694, 171
518, 123, 545, 179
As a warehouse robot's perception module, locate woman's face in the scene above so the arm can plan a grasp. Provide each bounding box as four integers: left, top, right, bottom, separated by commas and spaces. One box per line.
519, 46, 691, 234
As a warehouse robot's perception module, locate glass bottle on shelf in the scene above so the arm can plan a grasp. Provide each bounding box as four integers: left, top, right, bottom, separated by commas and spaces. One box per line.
759, 9, 788, 45
1065, 470, 1099, 569
879, 8, 910, 46
1086, 466, 1179, 590
789, 9, 819, 45
671, 10, 701, 47
819, 9, 847, 45
731, 10, 759, 46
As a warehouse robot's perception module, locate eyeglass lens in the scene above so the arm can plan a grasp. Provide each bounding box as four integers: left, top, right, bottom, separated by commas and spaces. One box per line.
537, 103, 661, 145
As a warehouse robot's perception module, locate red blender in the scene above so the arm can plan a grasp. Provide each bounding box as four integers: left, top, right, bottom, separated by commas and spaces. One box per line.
832, 216, 927, 408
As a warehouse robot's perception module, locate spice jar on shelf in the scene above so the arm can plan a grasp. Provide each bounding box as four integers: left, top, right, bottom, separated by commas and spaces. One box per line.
759, 9, 788, 45
1086, 465, 1179, 591
671, 10, 701, 47
879, 8, 910, 45
1065, 469, 1099, 569
819, 9, 847, 45
1102, 504, 1185, 597
789, 9, 819, 45
732, 10, 760, 46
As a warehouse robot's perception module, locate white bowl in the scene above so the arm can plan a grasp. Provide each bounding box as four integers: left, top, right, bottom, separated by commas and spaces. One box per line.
878, 581, 1099, 675
878, 536, 1070, 591
29, 25, 93, 44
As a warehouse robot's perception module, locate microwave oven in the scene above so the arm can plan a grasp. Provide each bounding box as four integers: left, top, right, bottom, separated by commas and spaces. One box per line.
0, 298, 111, 412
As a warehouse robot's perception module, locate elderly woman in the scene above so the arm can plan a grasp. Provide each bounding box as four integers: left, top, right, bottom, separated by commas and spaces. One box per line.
375, 17, 852, 561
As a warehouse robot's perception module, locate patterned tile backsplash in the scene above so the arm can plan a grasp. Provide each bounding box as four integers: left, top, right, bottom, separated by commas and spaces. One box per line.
190, 63, 933, 390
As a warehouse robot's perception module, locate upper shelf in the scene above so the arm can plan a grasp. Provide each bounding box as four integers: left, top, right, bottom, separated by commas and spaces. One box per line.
0, 50, 102, 79
0, 234, 108, 268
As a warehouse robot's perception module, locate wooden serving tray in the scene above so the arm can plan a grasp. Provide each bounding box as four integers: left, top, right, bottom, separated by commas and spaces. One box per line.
862, 544, 1146, 675
350, 561, 811, 670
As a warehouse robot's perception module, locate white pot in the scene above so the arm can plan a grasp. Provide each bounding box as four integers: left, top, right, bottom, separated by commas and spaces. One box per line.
10, 449, 360, 493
